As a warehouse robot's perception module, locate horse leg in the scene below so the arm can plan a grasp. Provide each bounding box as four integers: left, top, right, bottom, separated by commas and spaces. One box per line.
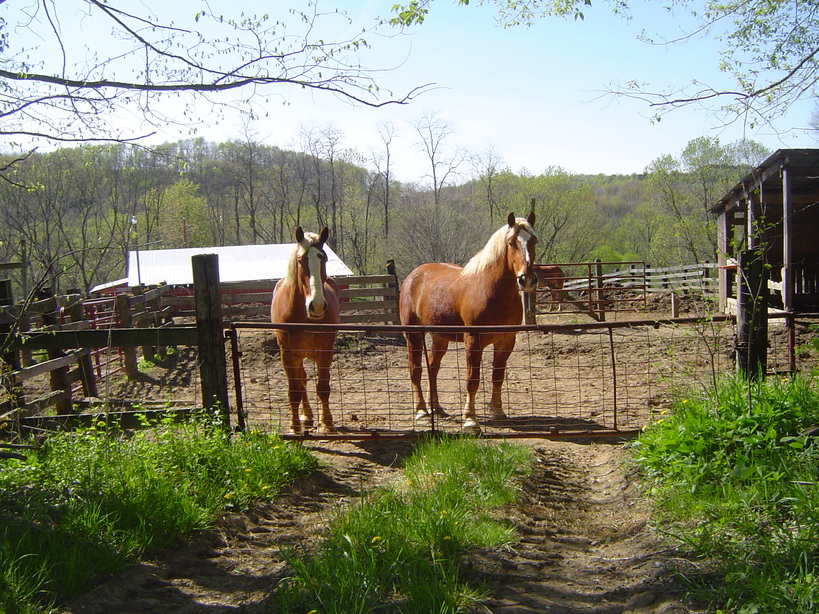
461, 333, 484, 434
427, 334, 450, 418
314, 350, 336, 434
488, 334, 516, 424
281, 353, 311, 434
404, 332, 429, 422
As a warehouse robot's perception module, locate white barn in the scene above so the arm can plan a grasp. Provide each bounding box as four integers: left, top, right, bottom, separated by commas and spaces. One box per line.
125, 243, 354, 287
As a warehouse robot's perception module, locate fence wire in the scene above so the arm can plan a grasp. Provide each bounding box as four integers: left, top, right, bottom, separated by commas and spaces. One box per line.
230, 318, 739, 439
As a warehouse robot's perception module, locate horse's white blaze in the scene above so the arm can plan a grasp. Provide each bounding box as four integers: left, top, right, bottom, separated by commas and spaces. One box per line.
517, 229, 534, 274
305, 245, 326, 317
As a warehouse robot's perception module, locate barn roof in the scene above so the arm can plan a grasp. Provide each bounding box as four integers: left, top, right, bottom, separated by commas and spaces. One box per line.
126, 243, 354, 287
711, 148, 819, 213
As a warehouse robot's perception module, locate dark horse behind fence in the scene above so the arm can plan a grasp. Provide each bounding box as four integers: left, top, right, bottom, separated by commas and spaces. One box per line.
399, 211, 539, 433
270, 226, 340, 435
535, 264, 568, 311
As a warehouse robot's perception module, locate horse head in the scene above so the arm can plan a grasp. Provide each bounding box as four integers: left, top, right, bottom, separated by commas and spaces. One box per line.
295, 225, 331, 319
506, 211, 539, 291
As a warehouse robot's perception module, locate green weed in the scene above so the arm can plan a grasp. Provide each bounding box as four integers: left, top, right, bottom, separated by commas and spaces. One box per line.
273, 436, 531, 614
631, 374, 819, 613
0, 416, 317, 612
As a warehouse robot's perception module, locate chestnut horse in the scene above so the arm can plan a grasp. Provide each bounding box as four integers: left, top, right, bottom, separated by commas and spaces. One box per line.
399, 212, 539, 433
270, 226, 340, 434
535, 264, 567, 311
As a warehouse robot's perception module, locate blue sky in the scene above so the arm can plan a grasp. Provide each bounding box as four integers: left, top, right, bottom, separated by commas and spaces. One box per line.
16, 0, 819, 182
216, 0, 815, 182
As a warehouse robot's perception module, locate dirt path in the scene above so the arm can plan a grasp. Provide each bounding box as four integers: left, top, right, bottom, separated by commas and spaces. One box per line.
63, 438, 702, 614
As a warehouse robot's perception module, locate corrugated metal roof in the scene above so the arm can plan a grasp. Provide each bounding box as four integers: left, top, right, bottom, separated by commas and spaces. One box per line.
126, 243, 354, 286
711, 148, 819, 213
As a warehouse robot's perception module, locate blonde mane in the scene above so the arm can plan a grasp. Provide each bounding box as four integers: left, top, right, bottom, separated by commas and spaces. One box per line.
461, 218, 536, 277
282, 231, 322, 286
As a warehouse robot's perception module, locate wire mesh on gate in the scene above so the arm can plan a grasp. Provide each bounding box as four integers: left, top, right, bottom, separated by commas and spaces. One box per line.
230, 317, 736, 440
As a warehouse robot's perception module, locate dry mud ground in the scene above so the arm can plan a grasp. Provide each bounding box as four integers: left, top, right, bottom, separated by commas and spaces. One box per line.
58, 296, 817, 614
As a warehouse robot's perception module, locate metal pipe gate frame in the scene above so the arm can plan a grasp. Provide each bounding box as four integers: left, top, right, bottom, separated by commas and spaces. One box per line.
229, 314, 736, 442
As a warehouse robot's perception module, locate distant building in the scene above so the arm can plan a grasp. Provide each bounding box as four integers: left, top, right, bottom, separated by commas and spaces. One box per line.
91, 243, 354, 293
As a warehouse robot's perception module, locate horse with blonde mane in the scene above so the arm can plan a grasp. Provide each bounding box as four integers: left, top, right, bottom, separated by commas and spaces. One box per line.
399, 212, 539, 433
271, 226, 340, 434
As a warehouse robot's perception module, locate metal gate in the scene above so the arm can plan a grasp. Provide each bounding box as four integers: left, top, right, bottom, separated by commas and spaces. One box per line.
229, 316, 738, 441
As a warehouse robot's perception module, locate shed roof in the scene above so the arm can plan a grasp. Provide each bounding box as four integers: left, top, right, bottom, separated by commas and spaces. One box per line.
126, 243, 354, 287
711, 148, 819, 213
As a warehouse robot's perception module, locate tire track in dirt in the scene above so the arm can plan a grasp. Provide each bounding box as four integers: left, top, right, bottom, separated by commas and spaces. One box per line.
470, 442, 697, 614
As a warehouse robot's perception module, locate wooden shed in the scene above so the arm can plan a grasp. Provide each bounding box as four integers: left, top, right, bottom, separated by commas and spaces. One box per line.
711, 148, 819, 312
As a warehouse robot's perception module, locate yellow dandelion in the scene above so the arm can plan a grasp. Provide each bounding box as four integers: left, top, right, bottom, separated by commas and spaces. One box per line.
273, 445, 281, 450
443, 536, 451, 541
225, 492, 234, 500
371, 536, 382, 545
307, 610, 318, 614
245, 468, 252, 473
97, 420, 106, 427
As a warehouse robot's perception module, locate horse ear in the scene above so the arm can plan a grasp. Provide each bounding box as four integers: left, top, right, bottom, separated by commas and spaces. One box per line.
507, 212, 515, 228
319, 226, 330, 245
527, 210, 536, 226
295, 226, 305, 243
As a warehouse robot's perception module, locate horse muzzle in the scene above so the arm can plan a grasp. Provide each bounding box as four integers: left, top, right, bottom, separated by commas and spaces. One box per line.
518, 273, 538, 292
307, 299, 327, 319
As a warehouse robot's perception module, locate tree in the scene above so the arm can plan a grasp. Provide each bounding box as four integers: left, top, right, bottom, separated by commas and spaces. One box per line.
642, 137, 768, 265
391, 1, 819, 128
0, 2, 428, 174
411, 111, 467, 207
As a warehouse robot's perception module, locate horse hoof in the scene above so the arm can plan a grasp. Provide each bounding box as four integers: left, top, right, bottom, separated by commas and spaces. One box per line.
415, 409, 431, 422
488, 411, 509, 427
299, 418, 315, 432
461, 419, 481, 434
431, 407, 449, 418
318, 424, 337, 434
289, 425, 303, 436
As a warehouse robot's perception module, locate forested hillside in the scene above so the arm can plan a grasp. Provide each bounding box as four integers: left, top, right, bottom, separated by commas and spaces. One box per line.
0, 135, 769, 297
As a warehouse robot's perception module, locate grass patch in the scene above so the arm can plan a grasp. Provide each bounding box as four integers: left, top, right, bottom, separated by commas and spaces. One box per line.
631, 375, 819, 613
273, 436, 532, 614
0, 414, 317, 613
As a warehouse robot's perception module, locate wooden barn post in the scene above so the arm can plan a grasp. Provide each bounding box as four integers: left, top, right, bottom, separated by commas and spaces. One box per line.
736, 249, 768, 379
192, 253, 230, 428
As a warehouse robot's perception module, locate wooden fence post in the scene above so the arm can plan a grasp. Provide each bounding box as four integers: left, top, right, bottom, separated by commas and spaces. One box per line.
40, 290, 72, 414
594, 259, 606, 322
0, 279, 25, 414
192, 254, 230, 428
131, 285, 157, 362
64, 297, 98, 398
115, 294, 139, 379
736, 249, 768, 379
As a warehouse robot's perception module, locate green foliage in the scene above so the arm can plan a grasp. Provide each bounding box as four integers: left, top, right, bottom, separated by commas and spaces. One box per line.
0, 416, 317, 612
273, 436, 532, 614
631, 375, 819, 613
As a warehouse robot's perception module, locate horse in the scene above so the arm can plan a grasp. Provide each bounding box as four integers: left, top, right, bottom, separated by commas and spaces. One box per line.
270, 226, 340, 434
535, 264, 568, 312
399, 211, 539, 433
